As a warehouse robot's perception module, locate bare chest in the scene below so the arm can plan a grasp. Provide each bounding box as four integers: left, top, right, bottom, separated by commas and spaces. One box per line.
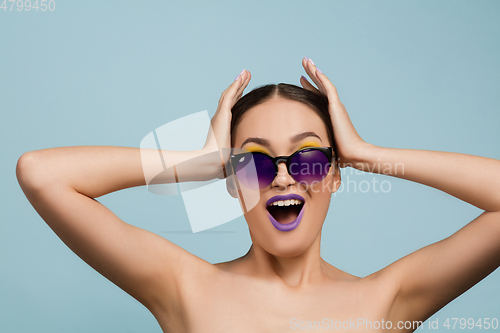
157, 273, 397, 333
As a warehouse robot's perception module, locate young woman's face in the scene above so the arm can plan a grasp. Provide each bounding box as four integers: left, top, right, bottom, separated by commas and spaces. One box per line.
231, 96, 340, 257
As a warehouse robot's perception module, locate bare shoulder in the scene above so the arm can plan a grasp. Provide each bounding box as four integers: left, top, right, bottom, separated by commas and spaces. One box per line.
155, 247, 221, 304
149, 248, 221, 330
354, 262, 405, 318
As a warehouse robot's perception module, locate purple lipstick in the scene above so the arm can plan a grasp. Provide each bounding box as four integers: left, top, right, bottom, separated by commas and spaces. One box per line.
266, 194, 305, 232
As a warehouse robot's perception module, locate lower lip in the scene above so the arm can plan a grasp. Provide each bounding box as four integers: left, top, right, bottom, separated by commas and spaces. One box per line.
267, 204, 305, 232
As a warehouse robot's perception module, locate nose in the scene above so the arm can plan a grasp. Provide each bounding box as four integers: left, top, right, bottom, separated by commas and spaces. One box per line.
271, 161, 295, 189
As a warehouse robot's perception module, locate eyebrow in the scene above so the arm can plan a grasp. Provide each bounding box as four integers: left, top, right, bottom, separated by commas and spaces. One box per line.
240, 131, 323, 148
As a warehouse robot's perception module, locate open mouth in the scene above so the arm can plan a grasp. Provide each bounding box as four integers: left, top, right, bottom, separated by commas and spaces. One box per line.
267, 199, 305, 224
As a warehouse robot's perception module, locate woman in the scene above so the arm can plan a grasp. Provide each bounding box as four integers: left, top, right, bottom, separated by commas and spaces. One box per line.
16, 58, 500, 332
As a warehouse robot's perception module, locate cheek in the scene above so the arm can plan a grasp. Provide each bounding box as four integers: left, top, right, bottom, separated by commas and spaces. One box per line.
233, 179, 262, 213
307, 173, 334, 219
234, 169, 333, 256
309, 170, 334, 195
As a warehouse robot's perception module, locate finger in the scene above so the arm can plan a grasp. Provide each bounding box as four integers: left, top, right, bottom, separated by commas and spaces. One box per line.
315, 69, 341, 104
221, 69, 247, 96
300, 75, 321, 95
235, 78, 249, 100
218, 70, 248, 110
229, 70, 248, 95
302, 57, 322, 91
304, 60, 326, 95
302, 57, 327, 95
227, 70, 249, 106
234, 71, 251, 102
217, 72, 250, 118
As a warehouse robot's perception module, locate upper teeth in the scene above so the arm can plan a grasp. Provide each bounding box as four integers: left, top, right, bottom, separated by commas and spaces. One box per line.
269, 199, 304, 207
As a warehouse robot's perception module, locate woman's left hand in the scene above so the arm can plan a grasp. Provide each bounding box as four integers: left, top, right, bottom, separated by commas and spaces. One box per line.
299, 57, 372, 167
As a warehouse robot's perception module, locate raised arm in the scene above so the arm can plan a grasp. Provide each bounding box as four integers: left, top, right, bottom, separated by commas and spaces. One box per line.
352, 145, 500, 320
16, 146, 213, 311
16, 69, 252, 314
300, 57, 500, 323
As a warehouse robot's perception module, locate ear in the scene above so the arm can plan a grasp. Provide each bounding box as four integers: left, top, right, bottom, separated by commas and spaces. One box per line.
226, 176, 239, 198
330, 163, 341, 193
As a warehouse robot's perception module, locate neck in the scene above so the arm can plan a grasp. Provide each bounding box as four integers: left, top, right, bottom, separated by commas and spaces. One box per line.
239, 231, 332, 288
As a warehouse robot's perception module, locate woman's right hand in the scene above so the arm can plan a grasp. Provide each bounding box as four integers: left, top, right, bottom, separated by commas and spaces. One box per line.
203, 69, 251, 179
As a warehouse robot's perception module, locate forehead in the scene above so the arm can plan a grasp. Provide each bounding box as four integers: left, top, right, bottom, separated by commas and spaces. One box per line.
233, 97, 329, 151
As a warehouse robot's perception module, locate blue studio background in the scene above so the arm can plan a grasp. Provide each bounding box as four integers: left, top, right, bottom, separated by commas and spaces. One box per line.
1, 1, 499, 332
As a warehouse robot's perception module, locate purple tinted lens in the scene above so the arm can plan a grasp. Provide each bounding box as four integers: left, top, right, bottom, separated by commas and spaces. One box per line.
235, 153, 275, 190
289, 149, 330, 184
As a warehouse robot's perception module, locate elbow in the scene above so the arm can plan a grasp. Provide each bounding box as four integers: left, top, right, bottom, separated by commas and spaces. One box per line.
16, 151, 48, 192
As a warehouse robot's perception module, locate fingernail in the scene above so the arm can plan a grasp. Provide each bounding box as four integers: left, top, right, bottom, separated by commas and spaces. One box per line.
301, 75, 308, 81
235, 69, 246, 81
308, 58, 315, 66
317, 68, 322, 74
305, 56, 309, 62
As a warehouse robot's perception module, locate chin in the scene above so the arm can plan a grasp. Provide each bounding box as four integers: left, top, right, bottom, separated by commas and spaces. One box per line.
265, 239, 314, 258
246, 209, 323, 258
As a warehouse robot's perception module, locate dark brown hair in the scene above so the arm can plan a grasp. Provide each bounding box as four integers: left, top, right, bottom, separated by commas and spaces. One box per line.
230, 83, 337, 158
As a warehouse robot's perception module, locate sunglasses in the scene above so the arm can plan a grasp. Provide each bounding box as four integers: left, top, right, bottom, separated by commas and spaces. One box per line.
229, 147, 334, 190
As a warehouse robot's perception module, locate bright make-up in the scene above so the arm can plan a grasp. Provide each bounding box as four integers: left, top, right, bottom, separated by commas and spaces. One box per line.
266, 194, 305, 232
